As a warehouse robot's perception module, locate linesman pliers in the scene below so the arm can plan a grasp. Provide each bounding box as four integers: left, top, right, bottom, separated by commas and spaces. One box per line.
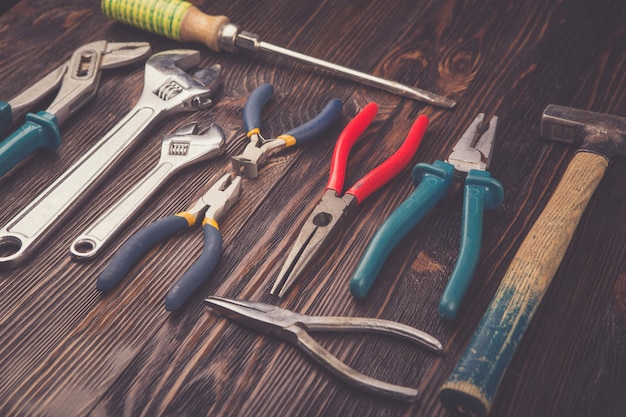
350, 114, 504, 321
205, 296, 442, 401
271, 102, 429, 297
97, 173, 242, 311
231, 83, 342, 178
0, 40, 151, 177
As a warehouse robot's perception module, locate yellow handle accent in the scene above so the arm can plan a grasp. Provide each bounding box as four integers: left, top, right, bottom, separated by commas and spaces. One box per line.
101, 0, 230, 51
277, 134, 296, 147
202, 218, 220, 230
175, 211, 196, 227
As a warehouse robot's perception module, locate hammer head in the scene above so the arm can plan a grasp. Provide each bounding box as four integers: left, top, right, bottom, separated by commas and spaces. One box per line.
540, 105, 626, 159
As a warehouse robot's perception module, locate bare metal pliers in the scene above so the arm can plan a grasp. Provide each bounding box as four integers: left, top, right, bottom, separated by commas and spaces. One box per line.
97, 174, 242, 311
205, 296, 442, 401
350, 114, 504, 321
0, 40, 151, 176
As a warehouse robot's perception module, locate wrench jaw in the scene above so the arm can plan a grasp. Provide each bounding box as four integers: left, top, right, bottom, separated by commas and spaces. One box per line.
159, 122, 226, 168
142, 50, 222, 114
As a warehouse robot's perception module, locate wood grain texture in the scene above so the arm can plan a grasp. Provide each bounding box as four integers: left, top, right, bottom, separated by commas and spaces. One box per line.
0, 1, 624, 416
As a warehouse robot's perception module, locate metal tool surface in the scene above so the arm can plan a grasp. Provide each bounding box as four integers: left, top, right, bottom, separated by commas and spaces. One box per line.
205, 296, 443, 401
0, 49, 221, 267
70, 123, 225, 260
0, 40, 151, 176
101, 0, 456, 108
440, 105, 626, 417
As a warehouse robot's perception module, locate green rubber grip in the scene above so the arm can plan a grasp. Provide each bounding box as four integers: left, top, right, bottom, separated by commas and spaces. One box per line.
438, 170, 504, 321
349, 161, 454, 298
101, 0, 192, 41
0, 111, 61, 177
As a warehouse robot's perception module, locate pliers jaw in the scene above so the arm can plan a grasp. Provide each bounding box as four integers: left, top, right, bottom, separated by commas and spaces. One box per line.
185, 173, 243, 224
271, 189, 352, 297
446, 113, 498, 176
231, 132, 286, 178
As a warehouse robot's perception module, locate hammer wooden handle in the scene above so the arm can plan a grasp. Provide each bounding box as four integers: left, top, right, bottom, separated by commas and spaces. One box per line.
440, 151, 608, 417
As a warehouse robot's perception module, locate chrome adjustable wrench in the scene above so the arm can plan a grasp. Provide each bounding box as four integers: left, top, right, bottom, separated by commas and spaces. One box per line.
70, 122, 225, 260
0, 40, 151, 176
0, 49, 221, 267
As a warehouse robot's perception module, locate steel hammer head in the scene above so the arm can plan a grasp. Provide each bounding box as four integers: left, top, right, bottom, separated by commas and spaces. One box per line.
540, 104, 626, 160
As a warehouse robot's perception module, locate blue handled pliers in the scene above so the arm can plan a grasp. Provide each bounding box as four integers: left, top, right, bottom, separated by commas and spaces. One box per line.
97, 173, 242, 311
231, 83, 342, 178
350, 114, 504, 321
0, 40, 151, 177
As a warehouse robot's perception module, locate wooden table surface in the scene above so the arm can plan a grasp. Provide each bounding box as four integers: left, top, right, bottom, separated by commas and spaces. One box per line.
0, 1, 624, 416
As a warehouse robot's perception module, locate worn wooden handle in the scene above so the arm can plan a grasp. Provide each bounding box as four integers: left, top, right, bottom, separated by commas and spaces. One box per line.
439, 151, 608, 417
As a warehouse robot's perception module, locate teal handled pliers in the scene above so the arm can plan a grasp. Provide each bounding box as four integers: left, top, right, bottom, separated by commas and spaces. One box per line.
205, 296, 442, 401
231, 83, 342, 179
0, 40, 151, 177
350, 114, 504, 321
97, 173, 242, 311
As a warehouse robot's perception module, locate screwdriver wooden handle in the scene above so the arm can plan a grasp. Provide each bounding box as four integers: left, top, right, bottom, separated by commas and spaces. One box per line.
439, 151, 608, 417
101, 0, 230, 51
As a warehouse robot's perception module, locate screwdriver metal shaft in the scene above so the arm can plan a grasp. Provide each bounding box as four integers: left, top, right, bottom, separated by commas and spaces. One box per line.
101, 0, 456, 108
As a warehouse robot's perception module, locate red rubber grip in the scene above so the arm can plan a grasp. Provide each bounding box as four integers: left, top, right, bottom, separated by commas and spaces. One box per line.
326, 102, 379, 194
346, 114, 428, 203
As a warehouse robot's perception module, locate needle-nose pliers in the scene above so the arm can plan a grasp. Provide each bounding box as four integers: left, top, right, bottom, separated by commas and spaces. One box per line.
205, 296, 443, 401
271, 102, 429, 297
231, 83, 342, 179
349, 114, 504, 321
97, 173, 242, 311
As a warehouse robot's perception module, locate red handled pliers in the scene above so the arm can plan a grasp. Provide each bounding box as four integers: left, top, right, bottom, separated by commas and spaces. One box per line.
270, 102, 429, 297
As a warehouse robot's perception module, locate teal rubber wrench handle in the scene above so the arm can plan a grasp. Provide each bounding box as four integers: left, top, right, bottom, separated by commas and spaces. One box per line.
350, 161, 455, 298
438, 170, 504, 321
164, 222, 223, 311
0, 101, 13, 135
0, 110, 61, 177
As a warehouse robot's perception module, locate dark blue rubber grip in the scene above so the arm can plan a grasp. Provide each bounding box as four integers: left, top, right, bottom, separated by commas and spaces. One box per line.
0, 101, 13, 135
164, 223, 223, 311
0, 110, 61, 177
284, 98, 342, 144
243, 83, 274, 133
96, 215, 190, 292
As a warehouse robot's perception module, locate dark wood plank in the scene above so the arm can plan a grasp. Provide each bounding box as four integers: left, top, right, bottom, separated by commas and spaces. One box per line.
0, 0, 624, 416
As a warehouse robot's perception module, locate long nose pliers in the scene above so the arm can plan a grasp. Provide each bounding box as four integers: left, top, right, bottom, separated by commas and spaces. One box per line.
0, 40, 151, 177
349, 114, 504, 321
205, 296, 443, 401
231, 83, 342, 179
96, 173, 242, 311
271, 102, 429, 297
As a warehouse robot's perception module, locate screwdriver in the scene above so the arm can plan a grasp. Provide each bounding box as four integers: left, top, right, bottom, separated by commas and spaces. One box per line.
101, 0, 456, 108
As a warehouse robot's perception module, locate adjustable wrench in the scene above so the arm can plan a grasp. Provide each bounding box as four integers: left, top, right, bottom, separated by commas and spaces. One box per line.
70, 122, 225, 260
0, 49, 221, 267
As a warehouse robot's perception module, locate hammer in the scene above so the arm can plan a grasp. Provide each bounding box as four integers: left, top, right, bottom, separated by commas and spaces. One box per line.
439, 105, 625, 417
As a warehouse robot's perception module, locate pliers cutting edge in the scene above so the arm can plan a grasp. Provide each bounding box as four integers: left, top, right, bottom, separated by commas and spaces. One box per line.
350, 114, 504, 321
0, 40, 151, 177
97, 173, 242, 311
231, 83, 342, 178
205, 296, 443, 401
271, 102, 429, 297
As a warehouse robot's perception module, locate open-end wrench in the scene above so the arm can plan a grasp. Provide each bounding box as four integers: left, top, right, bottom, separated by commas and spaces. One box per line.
69, 122, 225, 260
0, 49, 221, 267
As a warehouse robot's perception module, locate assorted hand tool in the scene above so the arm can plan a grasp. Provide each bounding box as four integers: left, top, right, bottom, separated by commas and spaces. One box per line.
98, 173, 242, 311
231, 83, 343, 179
439, 105, 626, 417
0, 40, 151, 177
70, 122, 225, 260
100, 0, 455, 108
205, 296, 443, 401
0, 49, 221, 267
350, 114, 504, 321
271, 102, 429, 297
